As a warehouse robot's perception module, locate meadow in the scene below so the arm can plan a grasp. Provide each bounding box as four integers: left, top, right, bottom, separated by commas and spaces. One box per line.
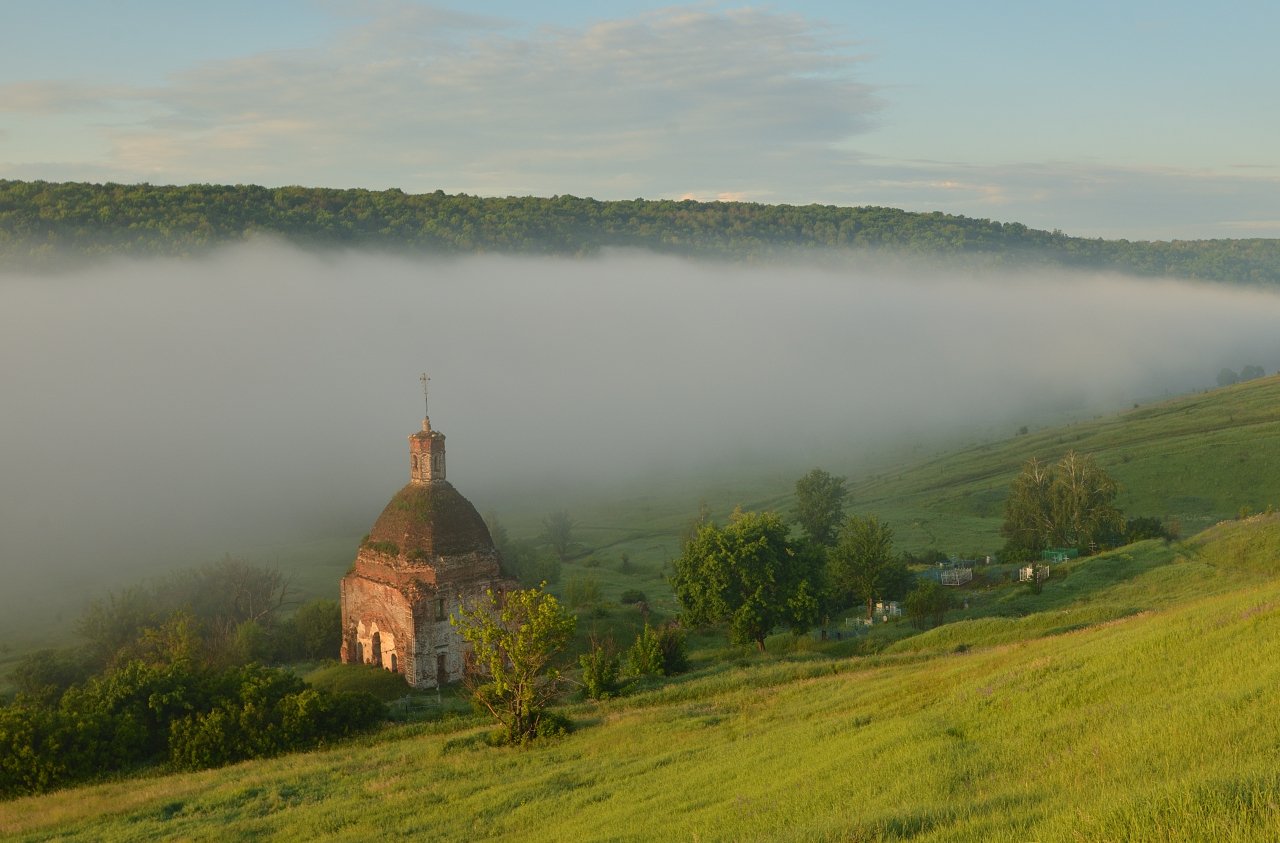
4, 513, 1280, 840
7, 378, 1280, 838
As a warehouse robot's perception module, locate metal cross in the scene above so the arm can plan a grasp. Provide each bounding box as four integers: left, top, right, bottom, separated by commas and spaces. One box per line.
419, 372, 430, 416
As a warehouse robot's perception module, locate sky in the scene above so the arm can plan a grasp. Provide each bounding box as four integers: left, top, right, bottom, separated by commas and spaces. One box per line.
1, 0, 1277, 239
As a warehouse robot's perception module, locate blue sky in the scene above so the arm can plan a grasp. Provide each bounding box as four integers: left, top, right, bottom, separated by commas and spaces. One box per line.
1, 0, 1276, 238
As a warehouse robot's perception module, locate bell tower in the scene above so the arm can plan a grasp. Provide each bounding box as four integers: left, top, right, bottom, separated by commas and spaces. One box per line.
409, 373, 446, 485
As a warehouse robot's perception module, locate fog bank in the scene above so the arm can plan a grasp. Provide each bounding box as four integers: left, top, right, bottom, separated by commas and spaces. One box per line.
2, 244, 1278, 613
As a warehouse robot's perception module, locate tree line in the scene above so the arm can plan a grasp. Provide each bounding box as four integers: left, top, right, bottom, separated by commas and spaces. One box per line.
669, 469, 949, 652
3, 179, 1279, 285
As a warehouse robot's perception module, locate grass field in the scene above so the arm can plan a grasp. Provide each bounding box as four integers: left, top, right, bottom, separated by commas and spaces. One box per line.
6, 513, 1280, 840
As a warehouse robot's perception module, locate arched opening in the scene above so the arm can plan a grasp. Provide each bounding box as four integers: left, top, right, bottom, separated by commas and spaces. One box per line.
390, 653, 398, 672
436, 653, 448, 685
355, 640, 364, 663
371, 631, 383, 668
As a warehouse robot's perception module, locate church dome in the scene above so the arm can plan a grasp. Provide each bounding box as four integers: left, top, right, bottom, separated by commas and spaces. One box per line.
365, 480, 495, 563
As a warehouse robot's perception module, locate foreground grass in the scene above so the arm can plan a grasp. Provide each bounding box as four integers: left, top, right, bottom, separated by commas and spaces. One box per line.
7, 518, 1280, 841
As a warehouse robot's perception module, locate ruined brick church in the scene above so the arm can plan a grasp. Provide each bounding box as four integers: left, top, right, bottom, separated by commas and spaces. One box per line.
340, 390, 512, 688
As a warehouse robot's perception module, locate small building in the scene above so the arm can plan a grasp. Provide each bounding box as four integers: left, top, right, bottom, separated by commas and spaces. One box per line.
1019, 563, 1049, 583
340, 404, 514, 688
874, 600, 902, 620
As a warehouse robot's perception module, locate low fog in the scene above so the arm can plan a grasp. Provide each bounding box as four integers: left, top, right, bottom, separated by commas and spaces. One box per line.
3, 243, 1278, 624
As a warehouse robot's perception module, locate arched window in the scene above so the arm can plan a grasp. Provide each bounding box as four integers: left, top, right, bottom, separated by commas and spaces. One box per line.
390, 653, 398, 672
371, 631, 382, 668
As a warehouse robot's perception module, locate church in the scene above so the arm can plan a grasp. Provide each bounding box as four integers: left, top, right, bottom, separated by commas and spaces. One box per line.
340, 385, 513, 688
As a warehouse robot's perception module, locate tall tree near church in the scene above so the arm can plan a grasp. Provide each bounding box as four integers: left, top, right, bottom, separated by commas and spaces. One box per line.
827, 514, 904, 623
1001, 451, 1123, 558
793, 468, 848, 547
541, 510, 576, 562
671, 509, 818, 651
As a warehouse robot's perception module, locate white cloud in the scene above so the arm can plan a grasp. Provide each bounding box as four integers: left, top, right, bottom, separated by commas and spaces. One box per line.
49, 6, 876, 194
858, 159, 1280, 239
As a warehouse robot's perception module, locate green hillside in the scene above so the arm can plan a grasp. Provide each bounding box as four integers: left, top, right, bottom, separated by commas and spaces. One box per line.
3, 179, 1280, 284
5, 513, 1280, 840
848, 374, 1280, 555
543, 375, 1280, 587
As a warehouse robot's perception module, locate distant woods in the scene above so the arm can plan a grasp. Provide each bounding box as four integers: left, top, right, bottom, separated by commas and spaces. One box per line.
3, 179, 1280, 285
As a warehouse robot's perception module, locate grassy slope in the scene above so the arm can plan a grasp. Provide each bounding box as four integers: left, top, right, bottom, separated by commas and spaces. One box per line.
6, 515, 1280, 840
844, 373, 1280, 554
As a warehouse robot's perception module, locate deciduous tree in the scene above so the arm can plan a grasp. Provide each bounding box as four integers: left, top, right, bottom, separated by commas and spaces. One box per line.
671, 509, 818, 651
793, 468, 848, 547
540, 510, 576, 562
827, 514, 905, 622
1001, 451, 1123, 558
451, 586, 576, 744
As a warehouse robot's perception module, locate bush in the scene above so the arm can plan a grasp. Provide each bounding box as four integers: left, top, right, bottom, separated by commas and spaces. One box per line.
625, 623, 688, 677
656, 623, 689, 675
619, 589, 648, 605
0, 658, 385, 795
626, 624, 664, 677
9, 649, 94, 705
905, 579, 952, 629
304, 662, 410, 702
293, 598, 341, 659
1125, 516, 1172, 543
578, 639, 621, 700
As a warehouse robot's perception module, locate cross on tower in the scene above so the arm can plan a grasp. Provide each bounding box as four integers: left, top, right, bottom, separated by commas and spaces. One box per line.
419, 372, 430, 417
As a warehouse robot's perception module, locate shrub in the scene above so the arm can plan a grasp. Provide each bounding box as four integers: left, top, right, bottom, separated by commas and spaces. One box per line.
9, 649, 94, 705
293, 598, 341, 659
626, 623, 687, 677
905, 579, 952, 629
626, 624, 664, 677
0, 658, 385, 795
619, 589, 648, 605
656, 623, 689, 675
305, 662, 410, 702
578, 639, 621, 700
1125, 516, 1172, 543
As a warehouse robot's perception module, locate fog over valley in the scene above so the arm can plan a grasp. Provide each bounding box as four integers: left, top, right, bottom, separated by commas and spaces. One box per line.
2, 243, 1278, 632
